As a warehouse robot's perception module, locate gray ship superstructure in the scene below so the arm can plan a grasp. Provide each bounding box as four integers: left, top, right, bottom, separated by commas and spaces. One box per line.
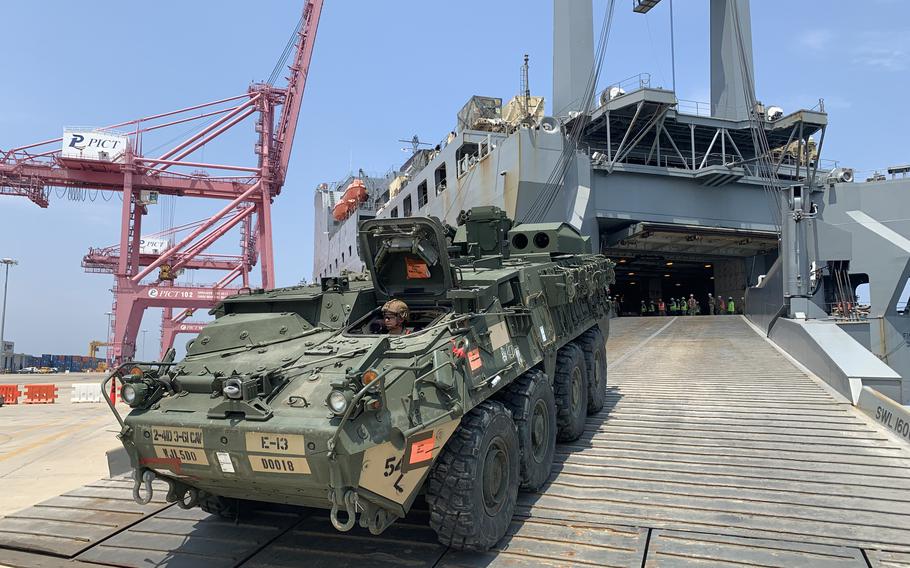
313, 93, 557, 279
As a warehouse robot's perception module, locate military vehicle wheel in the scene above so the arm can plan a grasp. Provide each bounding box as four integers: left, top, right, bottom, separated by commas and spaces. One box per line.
501, 368, 556, 491
554, 343, 588, 442
579, 327, 607, 414
427, 400, 520, 551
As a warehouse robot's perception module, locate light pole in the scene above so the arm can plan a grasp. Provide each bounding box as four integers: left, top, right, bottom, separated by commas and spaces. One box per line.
0, 258, 19, 372
141, 329, 148, 361
105, 312, 114, 365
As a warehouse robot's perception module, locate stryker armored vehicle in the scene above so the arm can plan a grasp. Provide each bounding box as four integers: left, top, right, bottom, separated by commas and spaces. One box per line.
104, 206, 615, 550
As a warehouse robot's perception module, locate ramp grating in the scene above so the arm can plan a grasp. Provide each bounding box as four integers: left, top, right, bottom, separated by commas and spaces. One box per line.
0, 476, 170, 558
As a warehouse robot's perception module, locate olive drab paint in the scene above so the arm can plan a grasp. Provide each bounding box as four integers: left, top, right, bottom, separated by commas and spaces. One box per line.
110, 206, 614, 546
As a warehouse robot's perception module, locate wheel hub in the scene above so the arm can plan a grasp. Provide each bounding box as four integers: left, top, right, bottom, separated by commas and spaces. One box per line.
531, 399, 548, 461
482, 436, 510, 515
571, 367, 582, 411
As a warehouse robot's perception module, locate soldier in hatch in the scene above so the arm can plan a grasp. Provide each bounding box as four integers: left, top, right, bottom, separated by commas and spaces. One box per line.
382, 299, 412, 335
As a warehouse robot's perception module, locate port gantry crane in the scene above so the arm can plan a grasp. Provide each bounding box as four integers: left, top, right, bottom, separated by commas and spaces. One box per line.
0, 1, 324, 363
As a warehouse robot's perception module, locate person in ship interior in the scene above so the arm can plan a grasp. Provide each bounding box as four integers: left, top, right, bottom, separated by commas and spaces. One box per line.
382, 299, 413, 335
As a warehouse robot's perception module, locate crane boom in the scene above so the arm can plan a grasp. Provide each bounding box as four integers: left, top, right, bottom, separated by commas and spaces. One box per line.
275, 0, 324, 186
0, 3, 323, 364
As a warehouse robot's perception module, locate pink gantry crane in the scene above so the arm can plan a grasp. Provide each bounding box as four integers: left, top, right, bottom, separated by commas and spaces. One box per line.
0, 1, 324, 363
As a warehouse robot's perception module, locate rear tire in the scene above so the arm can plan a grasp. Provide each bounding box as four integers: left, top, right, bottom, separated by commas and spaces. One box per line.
500, 369, 556, 491
578, 327, 607, 414
553, 343, 588, 442
427, 401, 520, 551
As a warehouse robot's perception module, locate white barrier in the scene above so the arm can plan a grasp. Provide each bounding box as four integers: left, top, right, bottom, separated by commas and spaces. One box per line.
72, 383, 103, 403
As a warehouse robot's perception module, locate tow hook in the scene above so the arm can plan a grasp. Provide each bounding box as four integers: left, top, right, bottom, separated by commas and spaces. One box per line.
132, 468, 156, 505
176, 487, 199, 509
329, 489, 358, 532
361, 501, 398, 536
163, 478, 199, 510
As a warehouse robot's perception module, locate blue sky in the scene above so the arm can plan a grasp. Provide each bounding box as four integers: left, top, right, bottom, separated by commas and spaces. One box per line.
1, 0, 908, 358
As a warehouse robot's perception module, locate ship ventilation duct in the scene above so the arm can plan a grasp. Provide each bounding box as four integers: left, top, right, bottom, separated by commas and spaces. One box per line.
539, 116, 562, 134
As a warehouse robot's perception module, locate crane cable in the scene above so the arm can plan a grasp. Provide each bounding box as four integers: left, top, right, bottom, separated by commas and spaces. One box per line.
729, 0, 782, 231
519, 0, 617, 224
268, 13, 305, 86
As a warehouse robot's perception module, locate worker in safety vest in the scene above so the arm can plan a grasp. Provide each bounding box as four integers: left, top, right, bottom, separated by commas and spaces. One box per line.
727, 296, 735, 314
668, 298, 675, 315
707, 293, 716, 315
687, 294, 697, 316
640, 300, 648, 316
382, 299, 412, 335
658, 298, 666, 316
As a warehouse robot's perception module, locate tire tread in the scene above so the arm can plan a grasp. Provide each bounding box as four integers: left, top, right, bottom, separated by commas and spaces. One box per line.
427, 400, 519, 551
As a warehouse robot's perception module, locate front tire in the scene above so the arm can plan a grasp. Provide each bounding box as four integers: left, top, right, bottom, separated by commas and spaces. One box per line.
427, 401, 520, 551
554, 343, 588, 442
500, 369, 556, 491
578, 327, 607, 414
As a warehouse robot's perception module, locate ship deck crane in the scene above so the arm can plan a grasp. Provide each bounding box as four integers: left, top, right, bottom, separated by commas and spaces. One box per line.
0, 1, 324, 363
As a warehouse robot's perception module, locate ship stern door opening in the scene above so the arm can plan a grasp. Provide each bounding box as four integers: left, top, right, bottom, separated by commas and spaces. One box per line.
602, 223, 778, 316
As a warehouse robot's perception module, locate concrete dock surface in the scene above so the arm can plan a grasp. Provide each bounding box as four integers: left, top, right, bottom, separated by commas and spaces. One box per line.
0, 373, 122, 517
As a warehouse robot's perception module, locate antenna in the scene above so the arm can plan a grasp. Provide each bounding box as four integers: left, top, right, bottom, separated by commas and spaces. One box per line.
397, 134, 433, 153
520, 54, 531, 119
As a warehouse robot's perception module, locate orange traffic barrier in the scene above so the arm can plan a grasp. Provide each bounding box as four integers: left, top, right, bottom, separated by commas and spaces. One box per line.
22, 383, 58, 404
0, 384, 21, 404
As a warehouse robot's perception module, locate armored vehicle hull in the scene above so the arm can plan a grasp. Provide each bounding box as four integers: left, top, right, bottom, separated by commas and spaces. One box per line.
107, 206, 615, 550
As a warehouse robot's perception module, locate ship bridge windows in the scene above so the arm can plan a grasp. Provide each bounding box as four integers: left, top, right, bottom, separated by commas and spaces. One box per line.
456, 137, 495, 177
435, 162, 448, 194
403, 194, 413, 217
390, 206, 399, 218
456, 142, 479, 177
418, 180, 428, 208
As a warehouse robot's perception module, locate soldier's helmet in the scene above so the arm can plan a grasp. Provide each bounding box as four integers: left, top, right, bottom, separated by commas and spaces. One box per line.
382, 298, 410, 321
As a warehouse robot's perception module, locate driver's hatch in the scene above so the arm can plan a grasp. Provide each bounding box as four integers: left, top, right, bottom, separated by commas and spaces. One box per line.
358, 216, 454, 302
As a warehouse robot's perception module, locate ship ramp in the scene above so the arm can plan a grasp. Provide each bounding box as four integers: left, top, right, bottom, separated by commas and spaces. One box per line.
1, 316, 909, 567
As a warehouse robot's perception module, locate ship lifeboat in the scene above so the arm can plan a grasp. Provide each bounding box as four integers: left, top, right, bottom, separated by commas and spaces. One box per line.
331, 179, 369, 221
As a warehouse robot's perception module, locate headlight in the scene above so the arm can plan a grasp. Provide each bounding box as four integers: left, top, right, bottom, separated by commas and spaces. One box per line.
121, 384, 137, 404
223, 377, 243, 399
121, 383, 149, 407
327, 389, 350, 415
